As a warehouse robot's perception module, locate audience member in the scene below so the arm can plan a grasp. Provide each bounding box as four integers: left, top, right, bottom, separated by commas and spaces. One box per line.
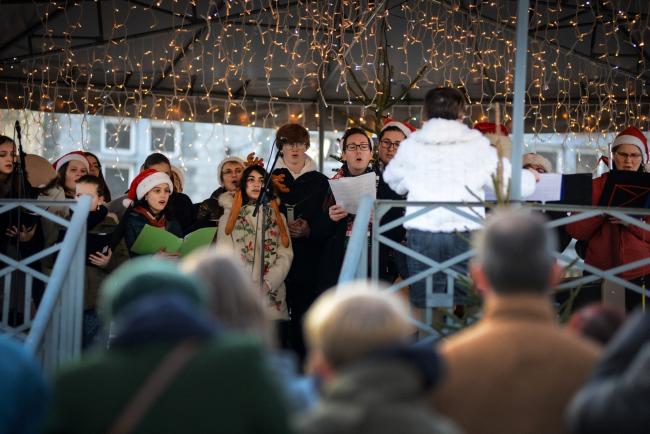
0, 335, 49, 434
272, 123, 330, 359
297, 281, 460, 434
183, 248, 318, 416
46, 257, 291, 434
567, 303, 625, 346
430, 208, 601, 434
383, 87, 538, 311
568, 309, 650, 434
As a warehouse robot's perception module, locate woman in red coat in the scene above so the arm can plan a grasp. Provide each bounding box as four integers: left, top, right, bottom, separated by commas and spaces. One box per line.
566, 126, 649, 310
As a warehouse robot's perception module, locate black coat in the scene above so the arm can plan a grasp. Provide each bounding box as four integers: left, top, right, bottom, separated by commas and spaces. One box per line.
376, 167, 407, 282
568, 310, 650, 434
273, 167, 330, 315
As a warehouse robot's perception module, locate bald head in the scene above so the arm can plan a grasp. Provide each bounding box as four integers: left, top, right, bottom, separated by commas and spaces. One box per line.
473, 208, 557, 294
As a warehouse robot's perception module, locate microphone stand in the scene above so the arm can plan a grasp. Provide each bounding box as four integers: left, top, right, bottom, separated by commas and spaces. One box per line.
252, 138, 283, 290
13, 121, 29, 259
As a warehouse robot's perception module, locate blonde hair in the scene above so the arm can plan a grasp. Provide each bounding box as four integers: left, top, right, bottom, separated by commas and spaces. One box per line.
181, 248, 274, 347
304, 281, 413, 370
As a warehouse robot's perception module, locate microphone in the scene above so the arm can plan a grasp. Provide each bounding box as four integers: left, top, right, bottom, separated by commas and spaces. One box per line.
276, 136, 288, 151
14, 120, 21, 140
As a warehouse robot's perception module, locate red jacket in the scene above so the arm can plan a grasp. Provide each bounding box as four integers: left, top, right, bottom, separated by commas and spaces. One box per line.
566, 174, 650, 280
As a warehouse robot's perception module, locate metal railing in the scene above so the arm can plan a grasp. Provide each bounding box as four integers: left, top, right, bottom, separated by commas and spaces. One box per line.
340, 197, 650, 336
0, 196, 90, 376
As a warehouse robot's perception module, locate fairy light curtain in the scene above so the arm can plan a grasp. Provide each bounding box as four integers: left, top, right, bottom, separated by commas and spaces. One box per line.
0, 0, 649, 166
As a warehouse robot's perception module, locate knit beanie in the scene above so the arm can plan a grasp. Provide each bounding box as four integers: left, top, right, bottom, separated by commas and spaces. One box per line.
99, 257, 208, 321
122, 168, 173, 207
217, 156, 245, 186
380, 117, 416, 138
52, 151, 89, 172
611, 126, 649, 165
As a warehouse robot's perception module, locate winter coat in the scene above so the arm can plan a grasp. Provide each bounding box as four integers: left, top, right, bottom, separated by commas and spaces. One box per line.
383, 117, 536, 232
0, 336, 49, 434
430, 294, 601, 434
296, 346, 460, 434
84, 209, 129, 311
273, 155, 330, 315
376, 163, 407, 282
568, 310, 650, 434
37, 185, 71, 250
123, 209, 183, 257
193, 187, 228, 229
566, 173, 650, 280
217, 194, 293, 320
46, 294, 291, 434
311, 164, 375, 293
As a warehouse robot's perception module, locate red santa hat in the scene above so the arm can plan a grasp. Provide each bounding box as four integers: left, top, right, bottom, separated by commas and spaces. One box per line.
52, 151, 89, 172
473, 122, 512, 159
473, 122, 509, 136
123, 168, 174, 207
611, 126, 649, 165
380, 117, 416, 138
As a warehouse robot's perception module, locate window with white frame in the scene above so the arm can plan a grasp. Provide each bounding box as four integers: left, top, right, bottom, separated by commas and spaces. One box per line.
104, 164, 134, 198
149, 122, 181, 157
575, 150, 600, 174
101, 119, 135, 154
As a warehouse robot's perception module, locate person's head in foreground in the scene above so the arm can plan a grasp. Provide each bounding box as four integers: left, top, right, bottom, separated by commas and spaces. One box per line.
181, 248, 273, 347
304, 281, 414, 379
470, 208, 561, 297
567, 303, 625, 346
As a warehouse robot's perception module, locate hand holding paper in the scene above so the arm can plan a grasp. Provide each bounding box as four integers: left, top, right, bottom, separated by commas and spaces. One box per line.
328, 172, 376, 214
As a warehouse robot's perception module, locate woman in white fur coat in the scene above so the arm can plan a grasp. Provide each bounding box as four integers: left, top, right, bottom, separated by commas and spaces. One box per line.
217, 164, 293, 322
383, 87, 537, 309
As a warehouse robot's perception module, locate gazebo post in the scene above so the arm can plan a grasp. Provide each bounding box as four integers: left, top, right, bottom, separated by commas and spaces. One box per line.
511, 0, 530, 201
318, 100, 326, 173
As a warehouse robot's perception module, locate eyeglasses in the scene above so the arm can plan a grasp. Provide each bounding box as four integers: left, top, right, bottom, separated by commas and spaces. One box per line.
344, 143, 371, 151
379, 139, 401, 150
614, 151, 642, 160
523, 164, 547, 174
222, 168, 243, 176
284, 142, 307, 150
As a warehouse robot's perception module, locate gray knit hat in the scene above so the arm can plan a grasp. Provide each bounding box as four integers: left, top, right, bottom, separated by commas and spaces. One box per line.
217, 156, 245, 186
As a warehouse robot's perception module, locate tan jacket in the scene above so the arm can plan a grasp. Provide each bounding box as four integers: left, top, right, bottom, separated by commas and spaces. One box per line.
431, 294, 601, 434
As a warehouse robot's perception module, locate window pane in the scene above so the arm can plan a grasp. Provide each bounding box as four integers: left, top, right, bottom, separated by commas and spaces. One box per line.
105, 123, 131, 150
575, 153, 598, 174
151, 126, 176, 153
104, 167, 130, 197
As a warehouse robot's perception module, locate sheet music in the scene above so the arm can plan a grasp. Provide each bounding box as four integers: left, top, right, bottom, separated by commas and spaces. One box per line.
485, 173, 562, 202
328, 172, 376, 214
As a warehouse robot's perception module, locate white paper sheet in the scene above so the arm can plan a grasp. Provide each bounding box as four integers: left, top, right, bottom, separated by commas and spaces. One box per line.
485, 173, 563, 202
328, 172, 377, 214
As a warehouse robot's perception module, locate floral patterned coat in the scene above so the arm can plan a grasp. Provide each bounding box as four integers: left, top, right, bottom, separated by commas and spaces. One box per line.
217, 193, 293, 320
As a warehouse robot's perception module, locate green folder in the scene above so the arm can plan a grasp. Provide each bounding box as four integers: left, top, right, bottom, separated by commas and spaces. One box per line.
130, 225, 217, 256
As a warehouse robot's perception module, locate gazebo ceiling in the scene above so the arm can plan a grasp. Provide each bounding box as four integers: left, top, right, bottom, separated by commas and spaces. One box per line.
0, 0, 649, 132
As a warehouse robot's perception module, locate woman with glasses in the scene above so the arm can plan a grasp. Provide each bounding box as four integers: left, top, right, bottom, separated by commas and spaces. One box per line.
313, 127, 375, 293
272, 124, 330, 358
567, 126, 650, 310
376, 119, 416, 283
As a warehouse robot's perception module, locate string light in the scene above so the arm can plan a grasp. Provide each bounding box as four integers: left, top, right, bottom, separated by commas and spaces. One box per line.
0, 1, 647, 171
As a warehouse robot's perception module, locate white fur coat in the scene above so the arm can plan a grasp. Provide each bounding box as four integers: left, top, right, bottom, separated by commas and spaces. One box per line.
383, 118, 536, 232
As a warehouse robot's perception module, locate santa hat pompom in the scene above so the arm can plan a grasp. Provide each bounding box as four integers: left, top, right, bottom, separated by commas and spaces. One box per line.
122, 168, 174, 208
